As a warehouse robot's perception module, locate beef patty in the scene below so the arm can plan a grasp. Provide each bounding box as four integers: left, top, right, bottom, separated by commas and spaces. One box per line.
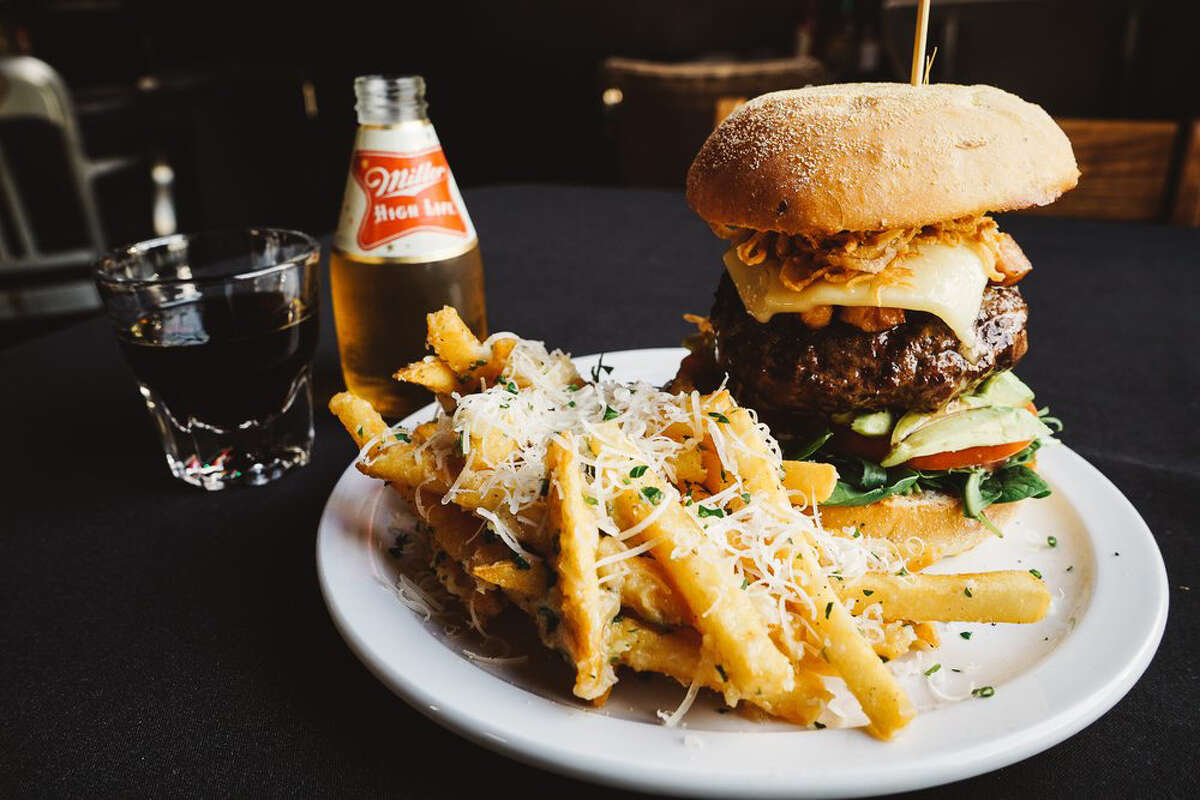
709, 273, 1029, 416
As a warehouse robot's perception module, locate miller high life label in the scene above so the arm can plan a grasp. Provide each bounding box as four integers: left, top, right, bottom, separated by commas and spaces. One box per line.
334, 122, 476, 261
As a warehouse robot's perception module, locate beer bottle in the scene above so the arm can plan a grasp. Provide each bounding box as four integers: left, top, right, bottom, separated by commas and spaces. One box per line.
331, 75, 486, 418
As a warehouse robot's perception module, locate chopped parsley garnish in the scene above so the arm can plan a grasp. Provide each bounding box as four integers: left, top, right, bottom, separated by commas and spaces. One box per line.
813, 721, 826, 729
862, 589, 874, 597
602, 405, 620, 421
964, 587, 974, 598
589, 356, 614, 382
1047, 536, 1058, 548
707, 411, 731, 424
640, 486, 664, 505
1029, 568, 1043, 579
503, 379, 519, 394
697, 505, 725, 519
972, 686, 995, 698
924, 663, 941, 676
824, 601, 833, 619
394, 431, 410, 442
741, 578, 750, 590
629, 465, 648, 478
960, 631, 972, 640
584, 496, 598, 506
741, 493, 752, 503
356, 425, 363, 437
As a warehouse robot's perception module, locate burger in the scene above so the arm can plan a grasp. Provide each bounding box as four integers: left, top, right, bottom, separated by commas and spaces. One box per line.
678, 83, 1076, 563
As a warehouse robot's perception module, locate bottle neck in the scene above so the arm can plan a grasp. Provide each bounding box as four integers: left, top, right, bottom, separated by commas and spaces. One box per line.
354, 75, 428, 125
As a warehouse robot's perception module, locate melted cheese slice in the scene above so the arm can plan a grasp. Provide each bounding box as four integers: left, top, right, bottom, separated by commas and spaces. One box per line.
724, 242, 992, 349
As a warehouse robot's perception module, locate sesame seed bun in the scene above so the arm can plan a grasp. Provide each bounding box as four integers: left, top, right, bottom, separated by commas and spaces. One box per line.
686, 83, 1079, 235
816, 491, 1023, 571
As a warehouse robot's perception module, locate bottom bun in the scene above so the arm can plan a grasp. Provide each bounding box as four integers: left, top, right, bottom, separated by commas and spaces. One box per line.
815, 492, 1022, 571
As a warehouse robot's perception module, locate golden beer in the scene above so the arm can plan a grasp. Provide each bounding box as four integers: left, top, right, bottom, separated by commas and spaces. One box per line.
330, 244, 486, 418
331, 75, 486, 418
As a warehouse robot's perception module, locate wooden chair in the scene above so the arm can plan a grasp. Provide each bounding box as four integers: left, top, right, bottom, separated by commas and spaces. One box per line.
1020, 118, 1200, 225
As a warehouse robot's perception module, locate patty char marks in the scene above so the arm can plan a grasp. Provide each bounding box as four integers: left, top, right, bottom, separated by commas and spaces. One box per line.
709, 274, 1029, 416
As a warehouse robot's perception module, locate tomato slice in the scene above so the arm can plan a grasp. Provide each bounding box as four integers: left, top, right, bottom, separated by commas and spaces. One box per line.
904, 439, 1031, 471
903, 403, 1039, 470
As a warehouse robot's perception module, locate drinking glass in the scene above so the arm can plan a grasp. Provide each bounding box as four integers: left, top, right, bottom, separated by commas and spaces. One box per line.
94, 229, 321, 490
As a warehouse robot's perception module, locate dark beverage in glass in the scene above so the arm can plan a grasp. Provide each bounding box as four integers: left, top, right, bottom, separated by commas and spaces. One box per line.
95, 229, 321, 490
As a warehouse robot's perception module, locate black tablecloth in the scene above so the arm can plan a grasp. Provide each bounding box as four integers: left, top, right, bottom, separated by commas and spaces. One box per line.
2, 186, 1196, 798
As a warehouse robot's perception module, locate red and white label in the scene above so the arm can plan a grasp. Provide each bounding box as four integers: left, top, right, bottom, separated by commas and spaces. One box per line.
351, 147, 467, 249
334, 123, 476, 260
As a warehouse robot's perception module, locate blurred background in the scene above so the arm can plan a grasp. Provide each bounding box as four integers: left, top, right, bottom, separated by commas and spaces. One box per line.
1, 0, 1197, 346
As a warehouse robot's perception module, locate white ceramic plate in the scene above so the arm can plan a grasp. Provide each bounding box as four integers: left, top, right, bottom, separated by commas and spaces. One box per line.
317, 348, 1168, 798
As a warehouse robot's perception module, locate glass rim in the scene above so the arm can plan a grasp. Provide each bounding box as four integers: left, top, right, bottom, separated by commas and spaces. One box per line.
93, 228, 321, 288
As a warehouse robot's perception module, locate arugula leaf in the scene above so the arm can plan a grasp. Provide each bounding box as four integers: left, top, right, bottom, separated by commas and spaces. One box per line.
823, 470, 920, 507
988, 465, 1052, 504
825, 455, 888, 490
859, 460, 888, 490
789, 428, 833, 461
1036, 406, 1064, 433
1004, 439, 1042, 467
962, 469, 999, 519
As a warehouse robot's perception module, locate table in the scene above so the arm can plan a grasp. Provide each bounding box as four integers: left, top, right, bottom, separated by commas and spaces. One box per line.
2, 186, 1196, 798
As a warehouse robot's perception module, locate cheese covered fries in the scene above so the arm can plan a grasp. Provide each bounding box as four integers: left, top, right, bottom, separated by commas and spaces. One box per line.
330, 307, 1051, 739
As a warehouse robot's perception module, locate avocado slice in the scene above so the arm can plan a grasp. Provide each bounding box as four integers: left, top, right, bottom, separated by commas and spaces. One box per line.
850, 410, 894, 437
881, 406, 1052, 467
889, 396, 990, 446
973, 371, 1035, 408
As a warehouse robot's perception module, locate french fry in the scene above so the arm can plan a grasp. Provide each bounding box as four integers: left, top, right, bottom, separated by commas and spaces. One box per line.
607, 617, 829, 726
592, 428, 794, 702
841, 571, 1051, 624
912, 622, 939, 649
782, 460, 839, 506
467, 426, 517, 471
392, 483, 507, 625
430, 544, 507, 623
722, 405, 915, 740
427, 306, 489, 374
472, 535, 688, 631
394, 356, 461, 395
425, 306, 516, 387
546, 437, 617, 700
469, 560, 549, 599
668, 445, 707, 486
356, 438, 454, 494
394, 487, 521, 583
329, 392, 389, 448
597, 537, 690, 628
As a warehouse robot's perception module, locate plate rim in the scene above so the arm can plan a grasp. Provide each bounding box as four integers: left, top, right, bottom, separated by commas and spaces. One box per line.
316, 347, 1169, 798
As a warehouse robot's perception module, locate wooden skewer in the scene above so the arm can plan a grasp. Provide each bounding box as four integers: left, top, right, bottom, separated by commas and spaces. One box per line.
910, 0, 932, 86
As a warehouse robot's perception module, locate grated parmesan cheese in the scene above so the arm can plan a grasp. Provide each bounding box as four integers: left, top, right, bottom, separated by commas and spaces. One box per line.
368, 335, 936, 725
